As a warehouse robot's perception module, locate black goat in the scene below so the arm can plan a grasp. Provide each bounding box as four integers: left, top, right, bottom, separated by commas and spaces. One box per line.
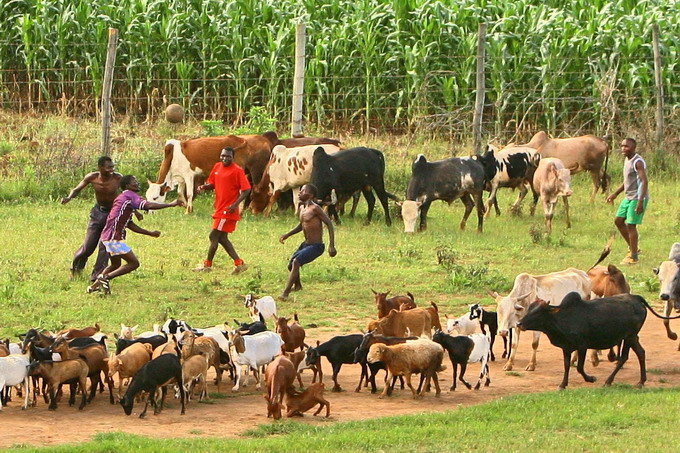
120, 354, 186, 418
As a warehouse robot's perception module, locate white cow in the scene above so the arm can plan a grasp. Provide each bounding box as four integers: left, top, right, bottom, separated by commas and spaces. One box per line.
228, 330, 284, 391
654, 242, 680, 346
244, 294, 278, 322
492, 268, 591, 371
254, 143, 340, 216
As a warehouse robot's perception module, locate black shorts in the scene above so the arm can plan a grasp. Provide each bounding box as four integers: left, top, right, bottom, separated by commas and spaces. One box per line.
288, 242, 325, 270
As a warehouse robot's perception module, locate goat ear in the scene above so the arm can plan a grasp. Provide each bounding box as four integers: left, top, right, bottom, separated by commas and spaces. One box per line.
316, 340, 320, 347
120, 323, 126, 330
113, 333, 119, 340
652, 268, 659, 275
131, 325, 138, 331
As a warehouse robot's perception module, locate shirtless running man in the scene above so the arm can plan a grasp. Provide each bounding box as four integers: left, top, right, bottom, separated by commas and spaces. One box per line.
279, 184, 337, 301
62, 156, 121, 281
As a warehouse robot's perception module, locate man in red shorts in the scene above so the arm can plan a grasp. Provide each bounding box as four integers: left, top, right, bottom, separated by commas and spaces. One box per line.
194, 147, 251, 274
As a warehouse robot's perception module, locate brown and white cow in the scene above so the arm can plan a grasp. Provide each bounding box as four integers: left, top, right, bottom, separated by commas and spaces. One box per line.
522, 131, 610, 201
492, 267, 591, 371
146, 134, 271, 213
533, 157, 573, 233
249, 143, 341, 215
654, 242, 680, 347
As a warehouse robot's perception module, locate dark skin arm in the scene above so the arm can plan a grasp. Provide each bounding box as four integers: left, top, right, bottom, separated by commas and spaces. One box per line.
128, 222, 161, 238
279, 224, 303, 243
61, 172, 97, 204
316, 205, 337, 256
144, 199, 184, 210
197, 185, 251, 214
634, 160, 648, 214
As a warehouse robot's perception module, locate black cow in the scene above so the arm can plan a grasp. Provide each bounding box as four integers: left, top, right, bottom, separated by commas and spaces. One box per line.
399, 154, 485, 233
477, 146, 539, 216
310, 147, 396, 226
517, 292, 680, 390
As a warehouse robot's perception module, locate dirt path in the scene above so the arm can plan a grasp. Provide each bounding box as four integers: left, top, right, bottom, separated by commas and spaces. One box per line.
2, 318, 680, 448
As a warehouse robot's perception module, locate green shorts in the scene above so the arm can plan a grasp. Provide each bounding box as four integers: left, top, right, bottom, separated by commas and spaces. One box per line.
616, 198, 649, 225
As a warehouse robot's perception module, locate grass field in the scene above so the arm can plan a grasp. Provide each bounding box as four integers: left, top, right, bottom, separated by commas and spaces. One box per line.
7, 387, 680, 452
2, 115, 680, 450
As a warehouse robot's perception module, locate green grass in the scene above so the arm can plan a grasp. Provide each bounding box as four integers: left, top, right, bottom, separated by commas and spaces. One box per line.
7, 387, 680, 452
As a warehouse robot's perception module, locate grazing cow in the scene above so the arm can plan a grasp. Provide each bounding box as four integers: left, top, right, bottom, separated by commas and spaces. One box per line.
263, 355, 297, 420
653, 242, 680, 346
400, 154, 485, 233
477, 146, 539, 217
533, 157, 573, 233
249, 143, 341, 215
145, 134, 271, 213
372, 290, 416, 318
469, 304, 507, 361
310, 147, 396, 226
517, 293, 680, 389
492, 267, 591, 371
521, 131, 610, 201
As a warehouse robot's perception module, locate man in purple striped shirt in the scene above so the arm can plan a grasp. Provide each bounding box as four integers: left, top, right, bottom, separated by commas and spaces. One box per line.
87, 175, 183, 294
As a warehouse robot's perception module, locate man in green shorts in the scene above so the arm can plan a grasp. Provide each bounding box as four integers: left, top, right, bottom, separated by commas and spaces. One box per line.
606, 138, 649, 265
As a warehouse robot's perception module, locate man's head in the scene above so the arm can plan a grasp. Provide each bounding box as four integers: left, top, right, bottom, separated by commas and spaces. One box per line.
98, 156, 115, 176
220, 147, 235, 167
620, 138, 637, 158
299, 184, 318, 202
120, 175, 140, 192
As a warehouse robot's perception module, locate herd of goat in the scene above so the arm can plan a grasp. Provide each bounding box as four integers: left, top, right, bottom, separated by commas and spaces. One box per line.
0, 292, 503, 420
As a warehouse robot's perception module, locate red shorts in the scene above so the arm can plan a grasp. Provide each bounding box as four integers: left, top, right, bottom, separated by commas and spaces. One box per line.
212, 218, 237, 233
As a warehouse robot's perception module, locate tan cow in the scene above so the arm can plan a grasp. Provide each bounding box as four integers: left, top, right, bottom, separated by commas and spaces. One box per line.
533, 157, 573, 233
492, 267, 591, 371
523, 131, 610, 201
146, 134, 271, 213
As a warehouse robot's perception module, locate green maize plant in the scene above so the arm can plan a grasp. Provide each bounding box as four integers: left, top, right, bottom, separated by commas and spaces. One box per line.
0, 0, 677, 139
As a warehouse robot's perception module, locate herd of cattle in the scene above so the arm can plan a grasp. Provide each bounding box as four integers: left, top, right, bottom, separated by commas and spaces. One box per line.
144, 130, 610, 233
1, 242, 679, 419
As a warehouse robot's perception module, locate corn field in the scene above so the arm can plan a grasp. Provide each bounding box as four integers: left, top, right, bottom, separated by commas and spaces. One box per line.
0, 0, 679, 139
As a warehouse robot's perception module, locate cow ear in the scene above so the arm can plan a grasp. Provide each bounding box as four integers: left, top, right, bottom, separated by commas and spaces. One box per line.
652, 268, 659, 275
132, 325, 138, 331
514, 304, 525, 311
147, 179, 153, 186
120, 323, 126, 330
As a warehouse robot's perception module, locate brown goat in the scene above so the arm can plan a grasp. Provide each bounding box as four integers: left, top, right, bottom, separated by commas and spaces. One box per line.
276, 314, 307, 352
180, 331, 222, 392
367, 308, 433, 338
50, 337, 113, 404
0, 340, 9, 357
28, 358, 89, 410
372, 290, 416, 318
58, 323, 101, 339
152, 338, 180, 360
182, 352, 210, 402
285, 382, 331, 417
107, 343, 153, 401
284, 349, 320, 387
263, 355, 297, 420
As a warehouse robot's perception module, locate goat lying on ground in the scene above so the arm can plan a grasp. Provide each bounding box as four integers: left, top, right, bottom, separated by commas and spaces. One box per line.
285, 382, 331, 418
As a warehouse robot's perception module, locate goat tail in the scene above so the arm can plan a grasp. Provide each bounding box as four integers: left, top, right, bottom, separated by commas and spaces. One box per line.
430, 301, 439, 312
293, 313, 299, 323
589, 234, 615, 271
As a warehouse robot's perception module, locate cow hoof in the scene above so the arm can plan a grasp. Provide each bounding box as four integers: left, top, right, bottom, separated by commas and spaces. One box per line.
635, 382, 645, 389
585, 375, 597, 383
669, 332, 678, 341
591, 359, 600, 368
525, 364, 535, 372
603, 381, 613, 387
558, 385, 566, 391
449, 386, 455, 391
503, 363, 513, 372
231, 386, 239, 392
332, 386, 342, 393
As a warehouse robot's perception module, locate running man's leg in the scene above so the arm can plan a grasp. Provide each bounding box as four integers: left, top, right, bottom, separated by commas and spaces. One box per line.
72, 207, 107, 276
218, 232, 241, 262
280, 259, 301, 301
105, 252, 140, 280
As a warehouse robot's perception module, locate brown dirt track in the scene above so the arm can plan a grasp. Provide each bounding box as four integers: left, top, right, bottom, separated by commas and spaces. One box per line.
2, 317, 680, 449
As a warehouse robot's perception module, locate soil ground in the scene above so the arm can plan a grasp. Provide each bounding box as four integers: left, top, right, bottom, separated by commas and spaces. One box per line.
2, 317, 679, 448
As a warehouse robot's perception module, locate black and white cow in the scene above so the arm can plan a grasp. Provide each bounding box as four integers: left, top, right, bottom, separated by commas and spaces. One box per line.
399, 154, 485, 233
310, 147, 396, 226
478, 145, 540, 217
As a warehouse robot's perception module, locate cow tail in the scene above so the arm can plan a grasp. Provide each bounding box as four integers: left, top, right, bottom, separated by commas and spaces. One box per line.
589, 234, 615, 271
642, 298, 680, 320
407, 292, 415, 303
601, 138, 610, 192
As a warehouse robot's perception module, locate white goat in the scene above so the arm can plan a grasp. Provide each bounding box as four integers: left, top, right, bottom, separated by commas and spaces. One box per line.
0, 353, 31, 410
244, 295, 277, 322
227, 330, 283, 392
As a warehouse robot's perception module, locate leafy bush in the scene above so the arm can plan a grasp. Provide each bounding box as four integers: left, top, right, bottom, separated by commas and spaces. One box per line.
446, 262, 509, 293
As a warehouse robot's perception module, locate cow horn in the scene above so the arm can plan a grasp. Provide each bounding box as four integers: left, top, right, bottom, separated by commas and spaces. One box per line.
371, 289, 377, 295
514, 304, 525, 311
